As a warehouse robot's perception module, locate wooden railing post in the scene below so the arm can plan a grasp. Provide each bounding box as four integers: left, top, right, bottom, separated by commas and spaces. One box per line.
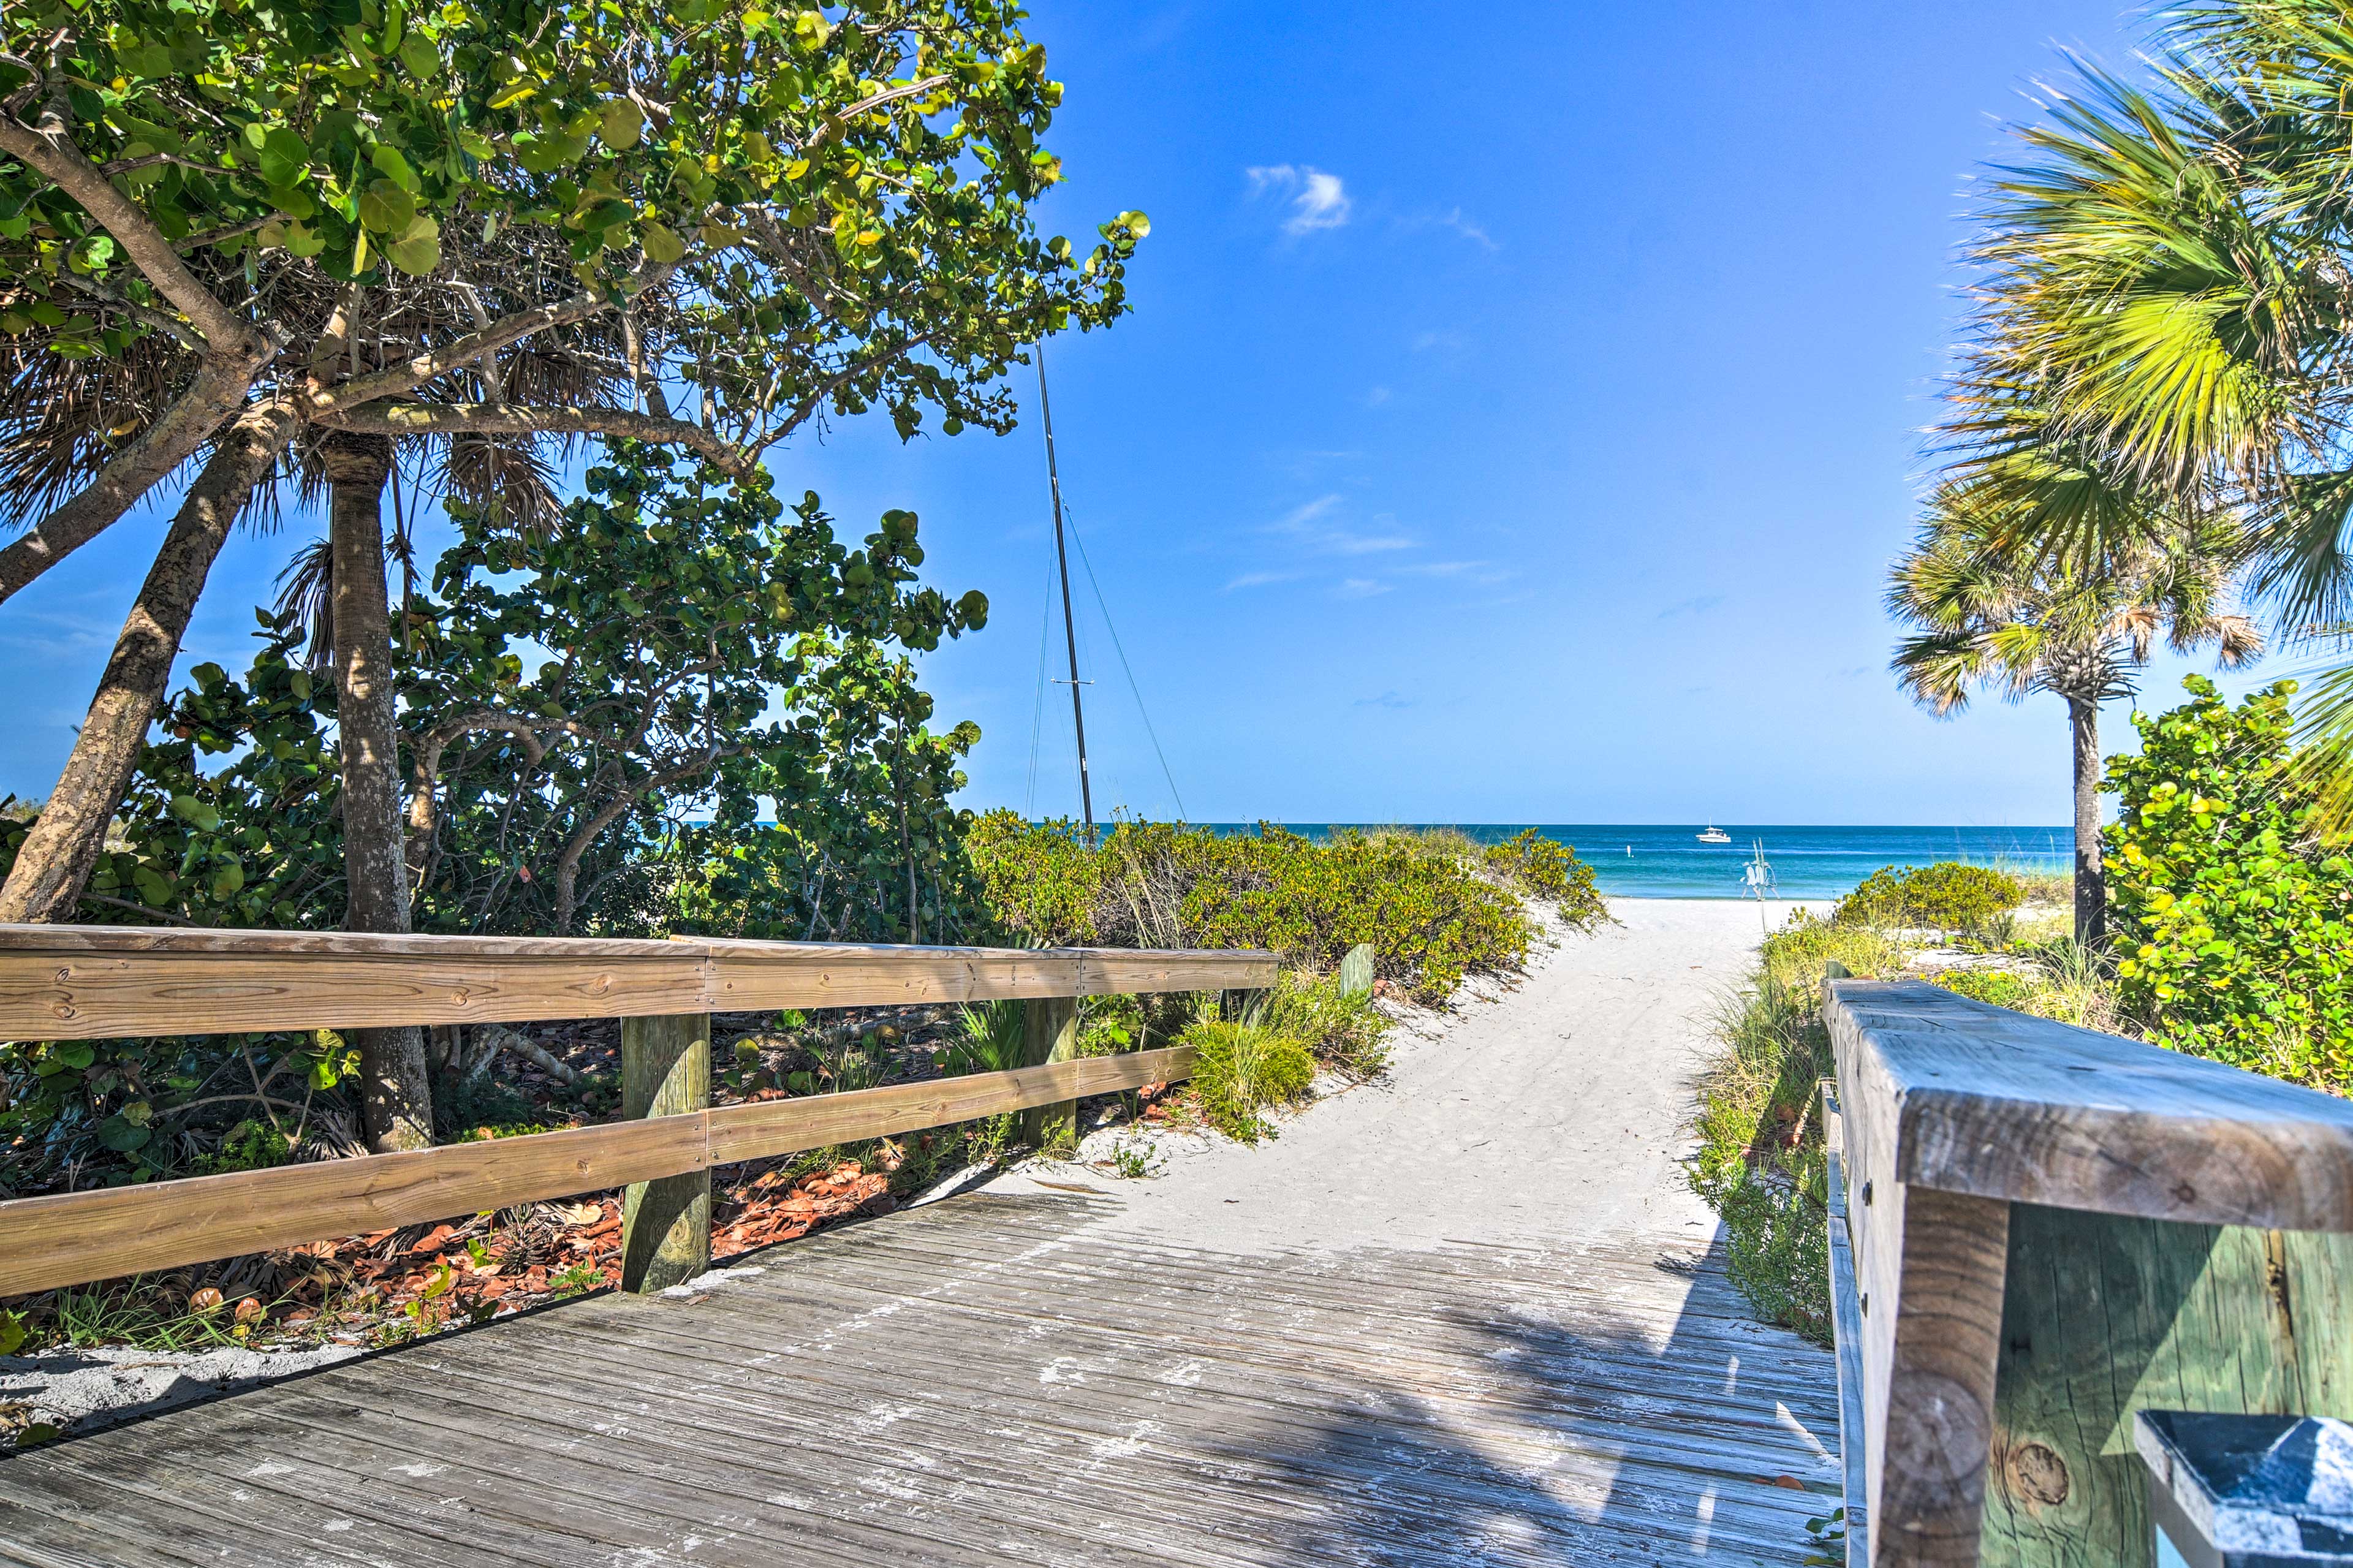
1017, 997, 1079, 1150
620, 1012, 710, 1293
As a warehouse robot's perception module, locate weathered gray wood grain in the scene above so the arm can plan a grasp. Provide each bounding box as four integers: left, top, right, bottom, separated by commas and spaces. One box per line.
0, 1194, 1840, 1566
1824, 1080, 1872, 1567
1832, 983, 2012, 1567
1825, 980, 2353, 1232
620, 1010, 711, 1292
0, 923, 1276, 1039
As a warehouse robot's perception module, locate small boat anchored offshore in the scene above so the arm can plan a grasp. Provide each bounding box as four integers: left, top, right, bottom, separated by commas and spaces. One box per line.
1696, 824, 1732, 844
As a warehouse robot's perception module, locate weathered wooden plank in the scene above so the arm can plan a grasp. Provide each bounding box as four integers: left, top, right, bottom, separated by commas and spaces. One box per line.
0, 923, 1277, 1039
620, 1013, 710, 1293
0, 1112, 708, 1297
0, 1192, 1836, 1567
765, 1225, 1838, 1419
533, 1282, 1830, 1564
702, 938, 1276, 1012
1825, 980, 2353, 1232
1980, 1205, 2353, 1568
825, 1223, 1819, 1391
1870, 1185, 2010, 1567
702, 1044, 1195, 1165
0, 1047, 1195, 1297
1831, 984, 2010, 1567
1822, 1080, 1872, 1568
1017, 994, 1079, 1148
0, 943, 712, 1039
317, 1343, 1286, 1568
607, 1300, 1840, 1510
5, 1439, 472, 1566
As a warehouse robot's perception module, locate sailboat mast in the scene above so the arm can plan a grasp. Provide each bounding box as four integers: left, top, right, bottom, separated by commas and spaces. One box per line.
1037, 349, 1096, 847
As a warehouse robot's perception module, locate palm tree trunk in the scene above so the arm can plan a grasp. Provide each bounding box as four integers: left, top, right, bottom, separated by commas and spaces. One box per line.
319, 429, 433, 1152
0, 400, 298, 923
2069, 695, 2105, 948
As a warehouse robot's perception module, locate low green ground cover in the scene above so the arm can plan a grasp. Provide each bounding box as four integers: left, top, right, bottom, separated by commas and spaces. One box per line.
1691, 869, 2115, 1346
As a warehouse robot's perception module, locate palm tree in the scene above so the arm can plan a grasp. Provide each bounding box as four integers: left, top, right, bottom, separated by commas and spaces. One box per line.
1937, 8, 2353, 809
1889, 479, 2260, 945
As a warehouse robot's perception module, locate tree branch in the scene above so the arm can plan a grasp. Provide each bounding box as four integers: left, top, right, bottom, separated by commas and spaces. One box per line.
316, 400, 754, 477
56, 271, 207, 353
0, 382, 289, 609
0, 102, 268, 359
301, 256, 684, 419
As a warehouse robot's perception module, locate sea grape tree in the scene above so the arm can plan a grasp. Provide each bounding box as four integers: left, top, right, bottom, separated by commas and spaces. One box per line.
0, 1, 1145, 1149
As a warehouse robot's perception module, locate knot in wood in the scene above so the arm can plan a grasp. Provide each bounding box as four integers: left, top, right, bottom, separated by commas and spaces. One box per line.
2007, 1440, 2070, 1509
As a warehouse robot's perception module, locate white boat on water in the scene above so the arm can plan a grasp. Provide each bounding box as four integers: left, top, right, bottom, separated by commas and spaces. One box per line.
1697, 824, 1732, 844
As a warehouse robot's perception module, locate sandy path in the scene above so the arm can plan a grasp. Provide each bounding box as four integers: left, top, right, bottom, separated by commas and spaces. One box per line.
993, 896, 1824, 1251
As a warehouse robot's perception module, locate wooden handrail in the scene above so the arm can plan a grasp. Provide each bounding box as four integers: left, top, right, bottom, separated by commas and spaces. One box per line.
0, 923, 1278, 1038
1824, 979, 2353, 1568
0, 929, 1276, 1299
0, 1046, 1195, 1298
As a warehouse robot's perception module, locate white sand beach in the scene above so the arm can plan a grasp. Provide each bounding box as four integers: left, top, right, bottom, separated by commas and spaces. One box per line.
996, 896, 1827, 1251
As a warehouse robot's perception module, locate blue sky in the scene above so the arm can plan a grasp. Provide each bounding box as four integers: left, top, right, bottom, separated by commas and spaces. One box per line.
2, 1, 2273, 826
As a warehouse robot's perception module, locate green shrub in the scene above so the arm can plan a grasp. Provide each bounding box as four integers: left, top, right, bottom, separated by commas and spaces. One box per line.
1689, 910, 1900, 1346
1184, 1020, 1317, 1143
939, 999, 1028, 1077
189, 1118, 292, 1176
969, 816, 1605, 1003
1257, 968, 1392, 1079
1703, 1148, 1831, 1346
1834, 860, 2022, 936
2107, 677, 2353, 1091
1933, 968, 2033, 1010
1480, 827, 1607, 912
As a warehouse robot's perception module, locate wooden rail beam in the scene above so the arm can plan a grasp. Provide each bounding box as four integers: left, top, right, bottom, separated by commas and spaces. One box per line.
0, 925, 1278, 1040
0, 1045, 1196, 1298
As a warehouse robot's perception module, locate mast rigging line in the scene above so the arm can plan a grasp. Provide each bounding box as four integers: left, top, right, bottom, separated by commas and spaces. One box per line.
1036, 349, 1096, 847
1061, 504, 1188, 824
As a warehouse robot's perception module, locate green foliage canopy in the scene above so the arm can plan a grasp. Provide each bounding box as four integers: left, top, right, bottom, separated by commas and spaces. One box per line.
2107, 675, 2353, 1089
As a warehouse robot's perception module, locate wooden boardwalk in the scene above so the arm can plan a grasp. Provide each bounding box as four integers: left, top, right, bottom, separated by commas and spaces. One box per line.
0, 1191, 1838, 1566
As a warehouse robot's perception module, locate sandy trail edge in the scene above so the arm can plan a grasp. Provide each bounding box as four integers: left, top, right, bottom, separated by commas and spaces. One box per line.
987, 896, 1827, 1254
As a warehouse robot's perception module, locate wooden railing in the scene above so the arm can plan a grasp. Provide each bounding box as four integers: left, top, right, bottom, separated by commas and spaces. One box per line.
1822, 979, 2353, 1568
0, 925, 1276, 1300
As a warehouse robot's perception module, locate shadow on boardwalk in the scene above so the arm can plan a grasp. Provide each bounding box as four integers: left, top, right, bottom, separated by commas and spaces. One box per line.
0, 1194, 1836, 1567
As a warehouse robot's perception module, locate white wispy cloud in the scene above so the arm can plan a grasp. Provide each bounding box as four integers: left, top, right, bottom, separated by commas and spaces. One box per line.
1400, 559, 1511, 586
1246, 164, 1351, 235
1267, 494, 1413, 556
1223, 569, 1298, 592
1439, 207, 1496, 249
1336, 578, 1393, 599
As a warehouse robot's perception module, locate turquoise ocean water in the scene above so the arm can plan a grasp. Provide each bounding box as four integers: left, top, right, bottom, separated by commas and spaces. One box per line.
1197, 824, 2075, 901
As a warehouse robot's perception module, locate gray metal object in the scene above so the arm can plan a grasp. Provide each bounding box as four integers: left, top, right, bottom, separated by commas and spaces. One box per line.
2136, 1411, 2353, 1567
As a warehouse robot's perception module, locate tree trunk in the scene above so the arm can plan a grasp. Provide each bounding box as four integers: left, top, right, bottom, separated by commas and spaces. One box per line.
320, 430, 433, 1152
0, 352, 270, 608
0, 402, 298, 923
2069, 695, 2105, 949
